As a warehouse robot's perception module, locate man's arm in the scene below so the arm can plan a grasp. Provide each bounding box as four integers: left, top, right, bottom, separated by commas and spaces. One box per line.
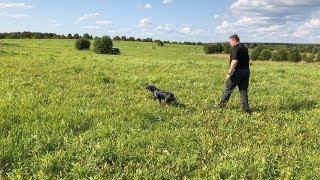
228, 59, 238, 74
226, 59, 238, 79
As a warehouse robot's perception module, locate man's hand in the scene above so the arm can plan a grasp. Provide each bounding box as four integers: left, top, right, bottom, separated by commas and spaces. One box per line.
226, 73, 231, 80
225, 59, 237, 80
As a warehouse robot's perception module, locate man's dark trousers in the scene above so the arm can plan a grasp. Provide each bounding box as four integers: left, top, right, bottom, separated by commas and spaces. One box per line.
220, 69, 250, 112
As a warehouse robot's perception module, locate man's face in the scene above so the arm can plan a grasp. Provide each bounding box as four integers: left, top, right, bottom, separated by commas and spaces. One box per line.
229, 38, 237, 47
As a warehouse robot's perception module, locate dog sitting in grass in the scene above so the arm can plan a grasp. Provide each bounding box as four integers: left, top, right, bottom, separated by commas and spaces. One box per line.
146, 85, 178, 105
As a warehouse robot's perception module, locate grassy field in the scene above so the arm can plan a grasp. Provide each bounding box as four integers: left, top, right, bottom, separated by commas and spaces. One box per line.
0, 39, 320, 179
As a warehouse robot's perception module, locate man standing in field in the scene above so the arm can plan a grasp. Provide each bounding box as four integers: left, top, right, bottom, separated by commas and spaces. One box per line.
218, 34, 251, 114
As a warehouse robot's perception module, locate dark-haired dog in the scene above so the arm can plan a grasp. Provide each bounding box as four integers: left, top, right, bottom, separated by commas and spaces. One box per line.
146, 85, 179, 105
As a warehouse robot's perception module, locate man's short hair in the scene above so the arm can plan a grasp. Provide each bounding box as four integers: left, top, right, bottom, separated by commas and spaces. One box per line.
229, 34, 240, 42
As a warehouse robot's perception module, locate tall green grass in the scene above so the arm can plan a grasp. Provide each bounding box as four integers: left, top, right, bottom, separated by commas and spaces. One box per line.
0, 39, 319, 179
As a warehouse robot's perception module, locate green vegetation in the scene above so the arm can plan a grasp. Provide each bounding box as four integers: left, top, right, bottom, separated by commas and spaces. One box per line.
259, 49, 272, 61
93, 36, 113, 54
157, 40, 164, 47
75, 38, 91, 50
0, 39, 320, 179
204, 43, 223, 54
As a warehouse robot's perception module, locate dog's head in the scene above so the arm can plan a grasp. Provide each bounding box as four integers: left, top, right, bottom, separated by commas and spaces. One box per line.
146, 85, 157, 92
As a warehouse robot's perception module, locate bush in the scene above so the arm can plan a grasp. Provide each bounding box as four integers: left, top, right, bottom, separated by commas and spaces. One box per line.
93, 36, 113, 54
143, 38, 153, 42
312, 46, 319, 54
157, 41, 164, 47
250, 47, 262, 61
278, 49, 288, 61
67, 33, 73, 39
305, 54, 315, 63
314, 52, 320, 62
288, 49, 301, 62
121, 36, 127, 41
301, 52, 307, 61
259, 49, 271, 61
222, 43, 231, 54
73, 33, 80, 39
271, 49, 287, 62
75, 38, 91, 50
113, 36, 120, 41
83, 33, 93, 39
203, 43, 223, 54
128, 37, 135, 41
271, 51, 280, 61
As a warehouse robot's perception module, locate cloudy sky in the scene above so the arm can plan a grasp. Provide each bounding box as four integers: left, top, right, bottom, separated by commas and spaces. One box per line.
1, 0, 320, 43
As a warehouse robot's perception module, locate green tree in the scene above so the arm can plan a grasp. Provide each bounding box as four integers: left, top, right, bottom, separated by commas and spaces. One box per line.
250, 47, 261, 61
223, 43, 231, 54
278, 49, 288, 61
121, 36, 127, 41
305, 54, 315, 63
315, 52, 320, 62
288, 49, 301, 62
203, 43, 223, 54
73, 33, 80, 39
67, 33, 73, 39
83, 33, 93, 39
157, 41, 164, 47
301, 52, 307, 61
312, 46, 319, 54
259, 49, 271, 61
75, 38, 91, 50
113, 36, 120, 41
94, 36, 113, 54
271, 51, 280, 61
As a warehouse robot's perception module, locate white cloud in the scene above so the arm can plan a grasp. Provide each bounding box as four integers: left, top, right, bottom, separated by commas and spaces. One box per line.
0, 3, 32, 8
138, 18, 152, 28
215, 0, 320, 42
213, 14, 220, 20
119, 28, 132, 31
144, 3, 152, 9
163, 0, 173, 5
156, 24, 175, 32
52, 23, 61, 27
230, 0, 320, 24
180, 26, 205, 35
294, 18, 320, 37
83, 26, 100, 29
145, 32, 155, 36
216, 21, 233, 33
0, 12, 29, 19
75, 13, 100, 24
96, 20, 112, 25
180, 26, 192, 34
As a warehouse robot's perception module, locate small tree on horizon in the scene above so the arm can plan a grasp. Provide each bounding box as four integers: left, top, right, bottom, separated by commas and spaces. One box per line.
94, 36, 113, 54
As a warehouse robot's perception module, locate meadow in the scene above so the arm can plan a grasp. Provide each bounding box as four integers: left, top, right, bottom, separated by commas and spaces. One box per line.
0, 39, 320, 179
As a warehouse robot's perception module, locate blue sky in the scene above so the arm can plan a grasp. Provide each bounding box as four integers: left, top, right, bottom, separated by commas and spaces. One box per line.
1, 0, 320, 43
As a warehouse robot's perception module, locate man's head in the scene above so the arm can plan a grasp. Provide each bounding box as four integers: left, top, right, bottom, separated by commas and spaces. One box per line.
229, 34, 240, 47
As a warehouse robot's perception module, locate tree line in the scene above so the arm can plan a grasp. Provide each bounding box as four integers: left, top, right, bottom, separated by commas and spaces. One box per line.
2, 31, 320, 63
204, 43, 320, 63
0, 31, 204, 46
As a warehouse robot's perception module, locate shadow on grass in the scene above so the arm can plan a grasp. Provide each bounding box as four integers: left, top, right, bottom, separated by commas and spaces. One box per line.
279, 99, 317, 111
241, 99, 317, 113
